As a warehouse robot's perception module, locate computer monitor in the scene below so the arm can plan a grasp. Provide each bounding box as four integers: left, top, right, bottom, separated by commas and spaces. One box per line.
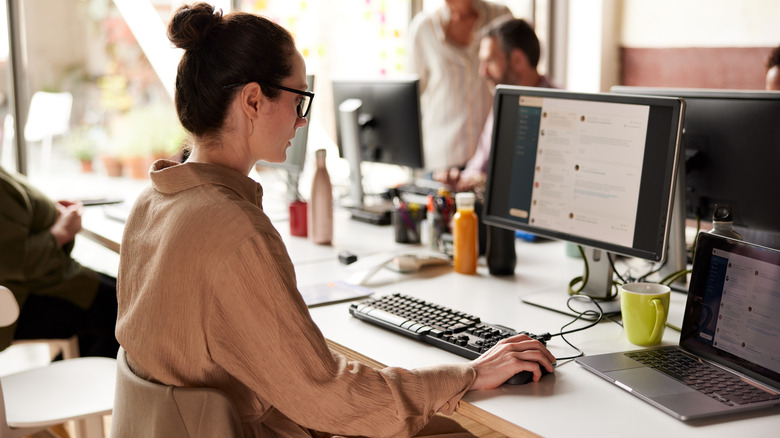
257, 75, 314, 201
611, 87, 780, 249
483, 85, 684, 299
332, 77, 424, 211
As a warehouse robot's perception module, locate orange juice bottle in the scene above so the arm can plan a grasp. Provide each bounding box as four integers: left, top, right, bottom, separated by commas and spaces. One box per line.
453, 192, 478, 275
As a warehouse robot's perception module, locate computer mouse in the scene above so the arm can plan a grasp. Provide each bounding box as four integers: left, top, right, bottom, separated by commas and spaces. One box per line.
505, 366, 551, 385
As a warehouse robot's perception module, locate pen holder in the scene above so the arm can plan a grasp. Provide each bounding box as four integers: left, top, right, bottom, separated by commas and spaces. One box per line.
392, 204, 425, 244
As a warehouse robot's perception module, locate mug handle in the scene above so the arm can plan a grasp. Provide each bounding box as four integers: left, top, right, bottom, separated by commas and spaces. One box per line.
649, 298, 666, 342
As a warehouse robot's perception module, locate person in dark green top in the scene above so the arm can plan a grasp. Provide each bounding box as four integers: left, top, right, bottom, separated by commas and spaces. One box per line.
0, 165, 119, 358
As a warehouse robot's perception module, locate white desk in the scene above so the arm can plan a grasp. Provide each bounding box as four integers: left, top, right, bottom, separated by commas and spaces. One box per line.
76, 185, 780, 437
302, 240, 780, 437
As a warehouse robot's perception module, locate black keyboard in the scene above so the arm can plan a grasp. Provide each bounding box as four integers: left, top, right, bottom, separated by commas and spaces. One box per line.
349, 293, 547, 360
626, 349, 780, 406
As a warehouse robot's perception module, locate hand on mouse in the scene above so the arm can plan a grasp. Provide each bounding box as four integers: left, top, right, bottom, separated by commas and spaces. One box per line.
468, 334, 556, 390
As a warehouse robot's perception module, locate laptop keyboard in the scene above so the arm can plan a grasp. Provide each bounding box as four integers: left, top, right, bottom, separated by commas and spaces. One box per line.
626, 348, 780, 406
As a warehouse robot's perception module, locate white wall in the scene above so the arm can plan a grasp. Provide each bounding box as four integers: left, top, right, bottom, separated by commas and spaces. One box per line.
621, 0, 780, 47
564, 0, 780, 92
565, 0, 621, 92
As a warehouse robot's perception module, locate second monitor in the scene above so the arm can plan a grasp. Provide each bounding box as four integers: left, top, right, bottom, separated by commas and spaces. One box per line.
332, 77, 424, 216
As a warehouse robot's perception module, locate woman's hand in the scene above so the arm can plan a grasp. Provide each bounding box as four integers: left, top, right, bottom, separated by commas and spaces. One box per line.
50, 201, 84, 247
469, 334, 556, 390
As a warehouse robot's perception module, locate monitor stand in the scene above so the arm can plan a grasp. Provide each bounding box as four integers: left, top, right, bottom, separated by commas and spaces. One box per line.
338, 98, 392, 225
521, 246, 621, 320
657, 149, 689, 291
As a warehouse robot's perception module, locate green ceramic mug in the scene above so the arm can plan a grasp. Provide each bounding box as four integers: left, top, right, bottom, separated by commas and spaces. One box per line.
620, 282, 671, 346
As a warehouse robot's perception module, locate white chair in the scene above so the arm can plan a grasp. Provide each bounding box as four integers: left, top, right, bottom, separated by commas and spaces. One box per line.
23, 91, 73, 172
0, 286, 116, 438
11, 335, 79, 361
1, 282, 79, 368
111, 347, 244, 438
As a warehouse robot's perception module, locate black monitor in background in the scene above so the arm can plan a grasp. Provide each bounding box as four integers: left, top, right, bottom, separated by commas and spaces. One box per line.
332, 77, 424, 219
611, 87, 780, 250
483, 85, 684, 301
257, 74, 314, 201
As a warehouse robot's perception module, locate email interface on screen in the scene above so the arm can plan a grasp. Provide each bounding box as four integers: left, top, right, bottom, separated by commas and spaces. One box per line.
484, 87, 681, 261
507, 95, 649, 248
696, 247, 780, 375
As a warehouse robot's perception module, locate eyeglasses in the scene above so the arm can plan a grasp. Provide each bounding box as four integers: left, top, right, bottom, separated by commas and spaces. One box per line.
223, 81, 314, 118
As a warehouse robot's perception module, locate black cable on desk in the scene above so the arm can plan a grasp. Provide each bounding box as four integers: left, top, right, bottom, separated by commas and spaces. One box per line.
536, 295, 606, 362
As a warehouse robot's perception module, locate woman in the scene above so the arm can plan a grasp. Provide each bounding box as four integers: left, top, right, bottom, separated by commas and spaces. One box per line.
116, 4, 554, 437
0, 165, 119, 358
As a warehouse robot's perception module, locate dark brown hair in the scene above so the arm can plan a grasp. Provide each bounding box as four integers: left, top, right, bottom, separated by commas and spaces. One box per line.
767, 45, 780, 71
485, 18, 541, 68
167, 3, 296, 136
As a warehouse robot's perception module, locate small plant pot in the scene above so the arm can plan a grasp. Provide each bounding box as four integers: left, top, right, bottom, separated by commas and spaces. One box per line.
100, 155, 123, 177
80, 159, 94, 173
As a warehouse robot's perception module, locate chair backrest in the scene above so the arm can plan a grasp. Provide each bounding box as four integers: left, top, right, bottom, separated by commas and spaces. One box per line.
24, 91, 73, 142
0, 287, 19, 328
111, 348, 244, 438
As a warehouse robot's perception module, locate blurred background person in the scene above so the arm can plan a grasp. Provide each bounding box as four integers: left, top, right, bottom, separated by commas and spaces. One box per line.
0, 165, 119, 358
409, 0, 512, 172
436, 18, 556, 193
766, 44, 780, 91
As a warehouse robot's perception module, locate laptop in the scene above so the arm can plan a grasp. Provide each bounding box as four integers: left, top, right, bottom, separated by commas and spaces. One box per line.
576, 232, 780, 420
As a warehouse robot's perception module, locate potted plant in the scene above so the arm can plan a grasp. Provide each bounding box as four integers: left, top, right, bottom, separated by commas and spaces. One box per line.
66, 126, 98, 173
113, 103, 185, 179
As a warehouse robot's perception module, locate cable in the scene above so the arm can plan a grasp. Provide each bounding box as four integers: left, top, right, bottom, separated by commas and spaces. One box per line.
543, 295, 606, 361
608, 252, 628, 285
637, 258, 667, 283
658, 267, 692, 286
567, 245, 590, 295
568, 245, 621, 298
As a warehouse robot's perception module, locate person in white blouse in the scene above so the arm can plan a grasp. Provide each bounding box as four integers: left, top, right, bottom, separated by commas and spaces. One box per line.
409, 0, 512, 172
436, 18, 557, 193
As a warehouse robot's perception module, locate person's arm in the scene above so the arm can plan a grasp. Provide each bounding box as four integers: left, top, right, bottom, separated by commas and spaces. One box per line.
208, 233, 475, 437
49, 201, 84, 247
0, 175, 76, 284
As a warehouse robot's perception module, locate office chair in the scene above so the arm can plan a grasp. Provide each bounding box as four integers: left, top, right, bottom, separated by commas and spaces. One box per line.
0, 286, 116, 438
111, 347, 244, 438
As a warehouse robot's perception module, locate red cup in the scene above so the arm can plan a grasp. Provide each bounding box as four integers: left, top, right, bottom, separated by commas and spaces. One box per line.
289, 200, 308, 237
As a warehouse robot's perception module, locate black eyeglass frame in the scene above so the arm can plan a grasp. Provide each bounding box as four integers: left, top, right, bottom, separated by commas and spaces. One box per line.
223, 81, 314, 118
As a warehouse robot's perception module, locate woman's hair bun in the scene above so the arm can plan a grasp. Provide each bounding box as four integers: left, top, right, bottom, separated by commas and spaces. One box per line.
168, 2, 223, 51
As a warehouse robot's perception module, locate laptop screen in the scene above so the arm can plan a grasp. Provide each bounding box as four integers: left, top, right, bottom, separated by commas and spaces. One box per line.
681, 232, 780, 387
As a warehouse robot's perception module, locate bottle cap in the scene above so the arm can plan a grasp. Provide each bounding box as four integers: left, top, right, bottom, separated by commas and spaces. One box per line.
712, 204, 733, 222
455, 192, 475, 209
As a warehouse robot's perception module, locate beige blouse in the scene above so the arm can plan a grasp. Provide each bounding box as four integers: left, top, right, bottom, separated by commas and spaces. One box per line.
116, 160, 475, 437
408, 1, 512, 170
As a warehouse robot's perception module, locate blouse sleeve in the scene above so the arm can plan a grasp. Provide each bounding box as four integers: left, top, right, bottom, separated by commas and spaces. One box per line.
207, 233, 475, 437
408, 14, 431, 94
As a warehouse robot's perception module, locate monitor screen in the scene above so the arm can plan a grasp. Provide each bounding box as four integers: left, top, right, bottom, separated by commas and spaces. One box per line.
611, 87, 780, 244
332, 78, 424, 169
483, 86, 684, 263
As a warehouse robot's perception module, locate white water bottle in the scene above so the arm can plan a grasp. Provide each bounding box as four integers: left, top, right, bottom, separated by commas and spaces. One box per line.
309, 149, 333, 244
